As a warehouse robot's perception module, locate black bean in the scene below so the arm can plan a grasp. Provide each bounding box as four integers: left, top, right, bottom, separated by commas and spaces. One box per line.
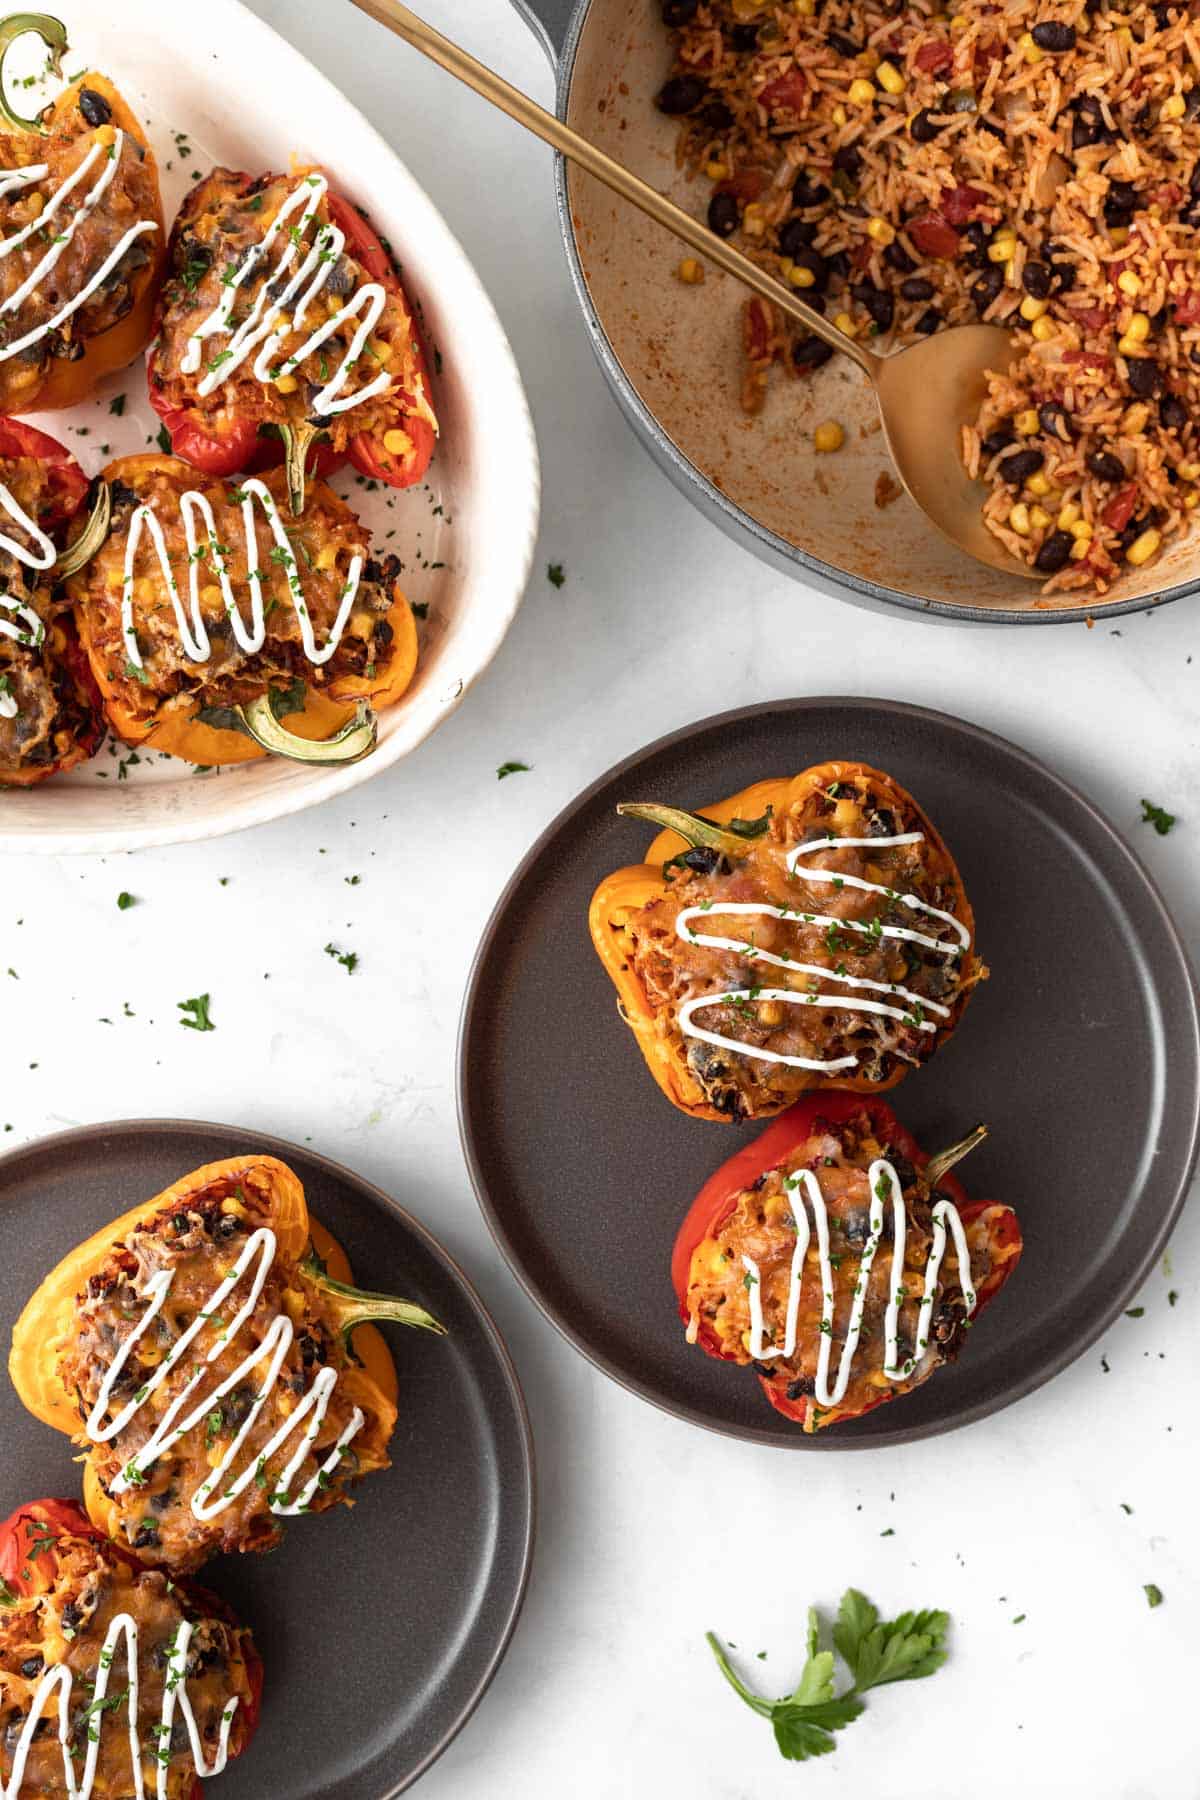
1126, 357, 1162, 399
730, 21, 758, 49
656, 75, 707, 115
1031, 20, 1076, 49
1087, 448, 1127, 483
215, 1213, 242, 1241
1104, 179, 1139, 227
792, 171, 831, 208
833, 143, 863, 179
172, 1212, 190, 1234
132, 1525, 159, 1550
900, 276, 935, 301
681, 846, 723, 875
1022, 260, 1052, 299
46, 329, 83, 361
1038, 402, 1073, 441
826, 29, 863, 55
707, 191, 740, 237
884, 240, 916, 274
1187, 91, 1200, 123
20, 1655, 44, 1679
977, 115, 1006, 141
1049, 258, 1077, 294
1161, 394, 1188, 431
786, 1374, 816, 1399
910, 107, 945, 144
701, 98, 734, 129
793, 335, 835, 370
1071, 95, 1112, 149
971, 266, 1004, 311
999, 447, 1045, 485
1035, 529, 1073, 573
661, 0, 699, 21
980, 426, 1016, 457
778, 216, 817, 258
78, 87, 113, 127
887, 1153, 917, 1190
61, 1604, 83, 1633
824, 249, 852, 281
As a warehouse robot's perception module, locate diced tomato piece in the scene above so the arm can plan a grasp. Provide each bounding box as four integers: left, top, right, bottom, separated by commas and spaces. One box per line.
1102, 483, 1139, 532
1174, 290, 1200, 325
717, 167, 767, 203
908, 210, 961, 258
1150, 180, 1182, 209
1063, 350, 1112, 370
940, 184, 988, 226
915, 39, 954, 72
1073, 306, 1110, 333
758, 70, 807, 113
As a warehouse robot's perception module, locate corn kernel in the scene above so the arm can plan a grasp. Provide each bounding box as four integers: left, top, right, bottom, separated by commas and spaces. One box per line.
1126, 527, 1161, 565
1070, 536, 1091, 560
1179, 460, 1200, 481
1124, 311, 1151, 342
677, 257, 705, 284
221, 1196, 249, 1219
833, 311, 857, 336
866, 216, 895, 245
1123, 402, 1150, 434
876, 60, 905, 94
793, 0, 815, 15
282, 1287, 306, 1325
848, 78, 877, 106
1031, 315, 1055, 341
23, 191, 43, 218
948, 11, 968, 27
1109, 226, 1130, 247
987, 233, 1016, 263
814, 419, 845, 453
860, 47, 882, 70
1029, 504, 1051, 529
757, 999, 786, 1026
207, 1444, 224, 1468
1116, 269, 1141, 298
383, 427, 413, 456
831, 104, 847, 125
1057, 501, 1081, 529
1019, 295, 1049, 322
1070, 517, 1094, 540
315, 541, 339, 571
1116, 336, 1142, 359
1161, 94, 1186, 121
1026, 471, 1052, 497
704, 161, 729, 180
1185, 489, 1200, 510
742, 202, 766, 237
1009, 502, 1032, 536
789, 263, 816, 287
94, 123, 116, 147
1115, 24, 1133, 44
274, 372, 299, 394
1018, 30, 1043, 60
1015, 408, 1040, 435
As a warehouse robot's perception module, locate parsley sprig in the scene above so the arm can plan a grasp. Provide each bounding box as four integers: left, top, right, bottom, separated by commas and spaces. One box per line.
707, 1588, 950, 1764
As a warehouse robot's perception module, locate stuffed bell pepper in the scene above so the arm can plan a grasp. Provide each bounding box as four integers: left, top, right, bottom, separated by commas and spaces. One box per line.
0, 13, 164, 414
64, 453, 419, 766
0, 1496, 261, 1798
673, 1092, 1022, 1432
589, 761, 984, 1122
0, 419, 107, 785
9, 1156, 445, 1574
148, 164, 437, 513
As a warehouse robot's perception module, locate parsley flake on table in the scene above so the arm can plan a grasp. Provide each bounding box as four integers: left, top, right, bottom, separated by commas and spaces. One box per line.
109, 393, 126, 416
156, 424, 172, 455
1144, 1583, 1164, 1609
324, 942, 358, 974
116, 891, 136, 911
707, 1588, 949, 1764
496, 761, 530, 780
177, 994, 215, 1032
1140, 799, 1177, 836
547, 562, 565, 589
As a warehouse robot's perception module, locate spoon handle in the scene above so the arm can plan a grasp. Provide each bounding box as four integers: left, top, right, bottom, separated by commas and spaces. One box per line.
348, 0, 876, 376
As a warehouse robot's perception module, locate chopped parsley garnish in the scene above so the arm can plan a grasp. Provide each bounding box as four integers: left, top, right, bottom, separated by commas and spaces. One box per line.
1144, 1583, 1164, 1608
117, 891, 136, 911
156, 424, 172, 454
178, 993, 215, 1032
324, 942, 358, 974
547, 561, 565, 588
496, 761, 530, 780
109, 393, 126, 416
1140, 799, 1177, 836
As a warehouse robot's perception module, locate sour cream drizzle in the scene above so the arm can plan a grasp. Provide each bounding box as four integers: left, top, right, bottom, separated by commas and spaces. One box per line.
0, 1613, 237, 1800
180, 173, 392, 418
85, 1226, 364, 1521
0, 133, 157, 367
0, 485, 55, 715
120, 478, 362, 670
737, 1159, 976, 1406
675, 832, 968, 1074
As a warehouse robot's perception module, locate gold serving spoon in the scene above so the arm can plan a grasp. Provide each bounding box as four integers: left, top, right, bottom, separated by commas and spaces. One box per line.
349, 0, 1036, 579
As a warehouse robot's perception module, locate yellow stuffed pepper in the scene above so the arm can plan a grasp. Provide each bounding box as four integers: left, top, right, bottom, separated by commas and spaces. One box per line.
589, 759, 983, 1122
9, 1155, 444, 1573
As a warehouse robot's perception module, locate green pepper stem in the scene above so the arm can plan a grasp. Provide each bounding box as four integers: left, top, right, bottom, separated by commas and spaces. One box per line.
925, 1122, 988, 1189
302, 1254, 447, 1340
280, 421, 319, 517
236, 692, 378, 765
616, 801, 770, 858
0, 14, 67, 134
56, 479, 110, 578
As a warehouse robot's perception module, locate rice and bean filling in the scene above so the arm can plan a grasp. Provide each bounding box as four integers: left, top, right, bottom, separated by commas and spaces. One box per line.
0, 458, 92, 777
657, 0, 1200, 590
685, 1106, 988, 1408
625, 776, 977, 1117
0, 1529, 251, 1797
61, 1179, 378, 1571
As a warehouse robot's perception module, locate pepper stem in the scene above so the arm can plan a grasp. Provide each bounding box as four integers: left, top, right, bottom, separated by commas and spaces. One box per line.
617, 801, 771, 859
280, 421, 319, 516
235, 692, 378, 765
302, 1253, 447, 1341
0, 14, 67, 134
925, 1122, 988, 1188
56, 479, 110, 578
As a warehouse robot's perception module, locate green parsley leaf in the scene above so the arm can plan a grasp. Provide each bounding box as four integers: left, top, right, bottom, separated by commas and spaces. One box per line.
324, 942, 358, 975
117, 891, 136, 911
497, 761, 530, 780
156, 424, 172, 455
109, 393, 126, 416
547, 561, 565, 588
1145, 1583, 1164, 1608
1140, 799, 1177, 836
0, 1575, 15, 1607
178, 994, 215, 1032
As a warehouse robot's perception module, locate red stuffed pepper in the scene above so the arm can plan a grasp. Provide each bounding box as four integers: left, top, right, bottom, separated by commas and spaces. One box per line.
673, 1091, 1022, 1432
148, 165, 438, 512
0, 419, 106, 786
0, 1497, 261, 1799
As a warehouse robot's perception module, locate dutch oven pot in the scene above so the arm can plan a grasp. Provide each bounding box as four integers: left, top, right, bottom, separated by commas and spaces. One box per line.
512, 0, 1193, 623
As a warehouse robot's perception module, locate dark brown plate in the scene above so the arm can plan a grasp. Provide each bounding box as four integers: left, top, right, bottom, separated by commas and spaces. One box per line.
459, 697, 1200, 1448
0, 1120, 534, 1796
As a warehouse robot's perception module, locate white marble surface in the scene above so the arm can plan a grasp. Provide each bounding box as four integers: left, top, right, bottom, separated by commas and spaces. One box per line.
6, 1, 1200, 1793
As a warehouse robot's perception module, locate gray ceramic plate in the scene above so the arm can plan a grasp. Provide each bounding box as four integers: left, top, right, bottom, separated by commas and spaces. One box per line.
0, 1120, 534, 1796
459, 697, 1200, 1448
